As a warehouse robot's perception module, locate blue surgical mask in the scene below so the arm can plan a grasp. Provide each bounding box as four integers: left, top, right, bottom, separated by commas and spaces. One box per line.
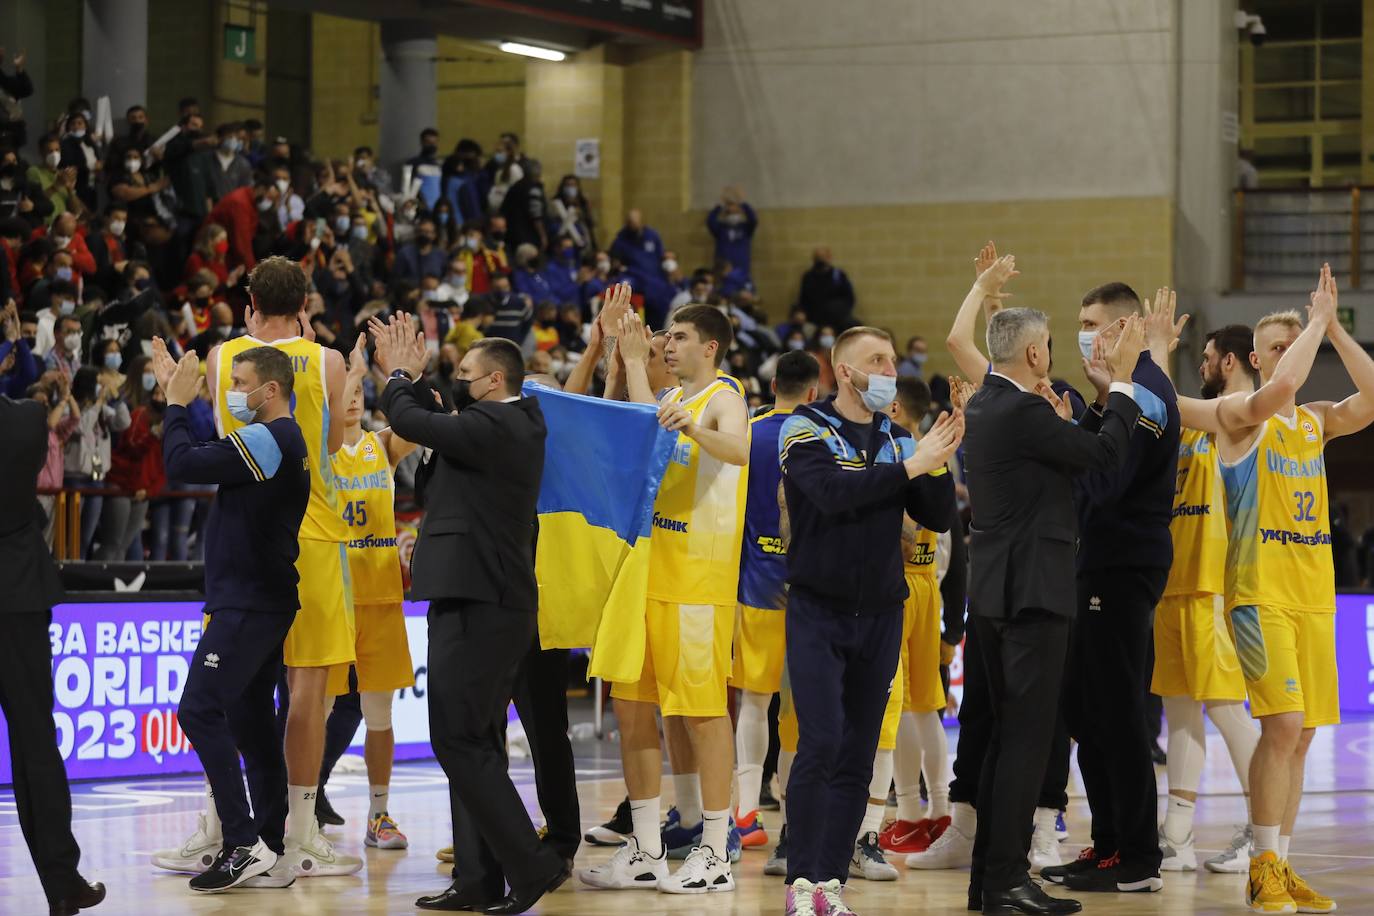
58, 299, 76, 316
335, 216, 351, 234
850, 366, 897, 412
225, 384, 266, 423
351, 223, 368, 240
142, 372, 157, 391
787, 339, 805, 351
493, 151, 508, 165
1077, 330, 1097, 361
104, 352, 122, 371
56, 266, 74, 281
818, 334, 835, 349
908, 352, 928, 371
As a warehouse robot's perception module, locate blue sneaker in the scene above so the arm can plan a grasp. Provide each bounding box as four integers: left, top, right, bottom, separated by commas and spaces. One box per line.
662, 808, 743, 864
727, 816, 742, 864
1055, 810, 1069, 843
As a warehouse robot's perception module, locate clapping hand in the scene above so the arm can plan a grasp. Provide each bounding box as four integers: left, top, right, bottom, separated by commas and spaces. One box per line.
616, 311, 650, 363
1106, 314, 1146, 382
905, 410, 963, 478
367, 313, 428, 378
346, 332, 369, 382
600, 281, 633, 334
150, 336, 180, 391
1082, 333, 1111, 401
1308, 262, 1337, 328
973, 241, 1008, 315
1035, 380, 1073, 422
973, 253, 1017, 311
949, 374, 979, 412
1142, 287, 1188, 355
163, 352, 202, 407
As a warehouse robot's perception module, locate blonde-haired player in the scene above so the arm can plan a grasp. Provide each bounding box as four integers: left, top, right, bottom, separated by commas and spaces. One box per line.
330, 381, 418, 850
1167, 265, 1374, 914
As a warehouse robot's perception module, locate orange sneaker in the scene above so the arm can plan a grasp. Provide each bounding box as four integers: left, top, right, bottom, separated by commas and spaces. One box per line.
735, 809, 770, 848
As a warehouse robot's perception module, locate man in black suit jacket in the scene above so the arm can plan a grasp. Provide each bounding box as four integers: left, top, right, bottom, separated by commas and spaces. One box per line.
0, 395, 105, 916
371, 316, 568, 915
959, 307, 1146, 916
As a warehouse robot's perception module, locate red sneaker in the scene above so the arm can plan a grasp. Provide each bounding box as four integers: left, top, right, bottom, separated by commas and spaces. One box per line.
878, 819, 922, 852
884, 816, 951, 854
735, 808, 769, 848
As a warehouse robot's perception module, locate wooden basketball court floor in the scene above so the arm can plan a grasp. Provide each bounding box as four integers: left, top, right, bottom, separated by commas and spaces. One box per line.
3, 716, 1372, 915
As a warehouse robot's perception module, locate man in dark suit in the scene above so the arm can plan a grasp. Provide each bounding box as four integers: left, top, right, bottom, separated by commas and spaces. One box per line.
959, 302, 1146, 916
0, 394, 105, 916
371, 315, 569, 915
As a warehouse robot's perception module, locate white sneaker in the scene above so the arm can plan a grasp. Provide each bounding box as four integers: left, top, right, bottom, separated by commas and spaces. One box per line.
1203, 824, 1252, 874
1160, 828, 1197, 872
850, 831, 898, 881
241, 865, 296, 888
816, 878, 858, 915
281, 824, 363, 877
906, 821, 974, 869
657, 845, 735, 894
578, 837, 669, 890
151, 813, 222, 873
1030, 818, 1063, 873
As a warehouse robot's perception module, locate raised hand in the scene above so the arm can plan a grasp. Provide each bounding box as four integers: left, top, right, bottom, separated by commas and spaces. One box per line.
974, 254, 1018, 309
1035, 380, 1073, 421
974, 240, 998, 278
600, 281, 633, 335
906, 410, 962, 477
1082, 332, 1112, 399
1142, 287, 1188, 355
367, 315, 405, 376
394, 312, 430, 379
617, 311, 649, 363
150, 336, 181, 391
1106, 314, 1146, 382
163, 352, 202, 407
1308, 262, 1337, 328
346, 332, 369, 380
949, 374, 979, 412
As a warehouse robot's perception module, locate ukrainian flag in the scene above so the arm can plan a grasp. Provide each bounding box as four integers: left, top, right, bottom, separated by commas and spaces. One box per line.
524, 382, 675, 682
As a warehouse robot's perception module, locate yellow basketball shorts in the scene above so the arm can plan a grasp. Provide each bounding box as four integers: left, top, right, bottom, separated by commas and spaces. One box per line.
327, 602, 415, 696
610, 600, 733, 718
729, 604, 786, 695
284, 538, 356, 671
1227, 605, 1339, 728
1151, 593, 1247, 702
878, 661, 904, 751
901, 573, 946, 714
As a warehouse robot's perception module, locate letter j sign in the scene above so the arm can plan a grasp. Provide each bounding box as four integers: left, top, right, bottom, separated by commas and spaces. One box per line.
224, 25, 255, 64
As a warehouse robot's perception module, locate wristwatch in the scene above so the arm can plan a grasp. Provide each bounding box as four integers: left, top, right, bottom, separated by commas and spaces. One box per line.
388, 368, 414, 383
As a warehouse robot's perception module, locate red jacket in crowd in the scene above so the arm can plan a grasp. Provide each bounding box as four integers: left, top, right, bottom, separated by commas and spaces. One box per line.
106, 405, 167, 498
203, 186, 259, 271
30, 225, 97, 277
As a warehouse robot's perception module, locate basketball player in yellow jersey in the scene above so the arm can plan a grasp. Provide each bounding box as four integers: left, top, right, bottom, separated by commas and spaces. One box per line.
579, 304, 750, 895
212, 258, 367, 878
331, 383, 417, 851
1143, 321, 1261, 875
1156, 266, 1374, 913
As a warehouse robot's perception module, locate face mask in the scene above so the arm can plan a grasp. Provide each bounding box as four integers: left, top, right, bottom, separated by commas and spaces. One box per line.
21, 335, 36, 350
0, 178, 12, 191
134, 277, 152, 291
109, 219, 125, 236
57, 299, 75, 315
142, 372, 157, 392
849, 366, 897, 412
258, 196, 274, 211
492, 152, 507, 165
103, 352, 122, 371
126, 157, 142, 174
818, 334, 835, 349
335, 216, 351, 234
788, 338, 805, 351
422, 289, 439, 301
596, 260, 610, 273
465, 237, 480, 251
448, 271, 467, 285
562, 186, 578, 200
53, 234, 71, 250
351, 223, 368, 240
275, 178, 290, 195
64, 332, 82, 353
55, 266, 74, 281
216, 325, 232, 338
1077, 330, 1097, 361
662, 258, 678, 273
908, 352, 928, 370
355, 158, 369, 171
225, 384, 267, 423
45, 151, 61, 169
451, 373, 493, 411
69, 129, 86, 139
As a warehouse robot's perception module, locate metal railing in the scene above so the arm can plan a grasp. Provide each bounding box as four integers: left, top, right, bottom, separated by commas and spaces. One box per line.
1232, 186, 1374, 291
38, 486, 216, 561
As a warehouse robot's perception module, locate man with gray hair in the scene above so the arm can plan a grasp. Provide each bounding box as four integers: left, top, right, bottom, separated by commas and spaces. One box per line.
957, 255, 1146, 916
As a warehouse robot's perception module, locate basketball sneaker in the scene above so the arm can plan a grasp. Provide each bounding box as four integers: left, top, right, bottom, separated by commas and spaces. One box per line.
1030, 817, 1064, 873
281, 822, 364, 877
765, 824, 789, 877
759, 783, 781, 812
585, 797, 632, 846
784, 878, 820, 916
241, 865, 296, 888
316, 788, 344, 827
1159, 828, 1197, 872
816, 877, 860, 914
1061, 852, 1163, 893
1040, 846, 1103, 884
577, 836, 668, 890
1247, 851, 1297, 913
151, 813, 221, 873
1206, 825, 1253, 874
1055, 809, 1070, 842
663, 808, 742, 863
736, 809, 769, 848
435, 846, 454, 863
850, 831, 898, 880
905, 819, 973, 869
366, 813, 408, 850
658, 845, 735, 894
881, 816, 948, 854
1281, 860, 1335, 914
188, 839, 277, 893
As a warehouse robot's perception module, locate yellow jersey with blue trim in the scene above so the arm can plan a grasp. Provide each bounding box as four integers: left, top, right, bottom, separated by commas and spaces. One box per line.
331, 430, 403, 604
647, 379, 749, 606
214, 334, 347, 543
904, 522, 939, 578
1218, 406, 1334, 613
1163, 428, 1228, 598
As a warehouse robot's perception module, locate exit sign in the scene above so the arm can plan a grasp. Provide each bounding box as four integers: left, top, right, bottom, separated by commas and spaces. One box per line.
224, 25, 255, 64
1337, 305, 1355, 335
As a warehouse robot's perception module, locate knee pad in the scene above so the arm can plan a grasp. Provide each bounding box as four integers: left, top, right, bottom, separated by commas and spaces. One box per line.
360, 690, 394, 731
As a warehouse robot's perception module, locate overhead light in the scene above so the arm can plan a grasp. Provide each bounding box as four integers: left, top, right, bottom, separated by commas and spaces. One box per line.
499, 42, 565, 62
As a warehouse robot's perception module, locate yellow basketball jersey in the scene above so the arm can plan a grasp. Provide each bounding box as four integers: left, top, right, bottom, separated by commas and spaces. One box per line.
904, 522, 939, 578
331, 430, 403, 605
1163, 428, 1228, 598
1219, 406, 1335, 613
214, 335, 346, 542
647, 379, 749, 606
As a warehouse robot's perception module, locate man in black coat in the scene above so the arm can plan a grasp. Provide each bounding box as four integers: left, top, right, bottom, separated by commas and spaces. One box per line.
371, 314, 568, 915
959, 304, 1145, 916
0, 394, 105, 916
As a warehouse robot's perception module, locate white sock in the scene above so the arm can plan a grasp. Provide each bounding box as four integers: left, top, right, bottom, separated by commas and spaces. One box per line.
701, 807, 730, 858
1278, 835, 1291, 861
369, 784, 389, 821
631, 796, 664, 858
950, 801, 976, 838
673, 773, 702, 827
893, 712, 924, 822
859, 801, 885, 840
778, 750, 795, 828
1034, 806, 1057, 835
735, 690, 770, 815
1163, 795, 1196, 845
869, 748, 894, 801
287, 784, 318, 845
203, 782, 222, 837
1251, 823, 1280, 857
913, 711, 951, 820
1206, 700, 1260, 796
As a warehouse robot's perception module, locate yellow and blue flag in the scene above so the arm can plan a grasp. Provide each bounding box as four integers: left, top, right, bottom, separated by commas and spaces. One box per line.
524, 382, 675, 682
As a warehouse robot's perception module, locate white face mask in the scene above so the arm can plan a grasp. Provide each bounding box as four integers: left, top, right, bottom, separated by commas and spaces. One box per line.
45, 151, 61, 169
53, 234, 71, 250
662, 258, 678, 274
64, 332, 82, 353
258, 196, 274, 212
355, 158, 369, 171
125, 159, 141, 174
69, 129, 86, 139
275, 178, 290, 195
108, 220, 125, 236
